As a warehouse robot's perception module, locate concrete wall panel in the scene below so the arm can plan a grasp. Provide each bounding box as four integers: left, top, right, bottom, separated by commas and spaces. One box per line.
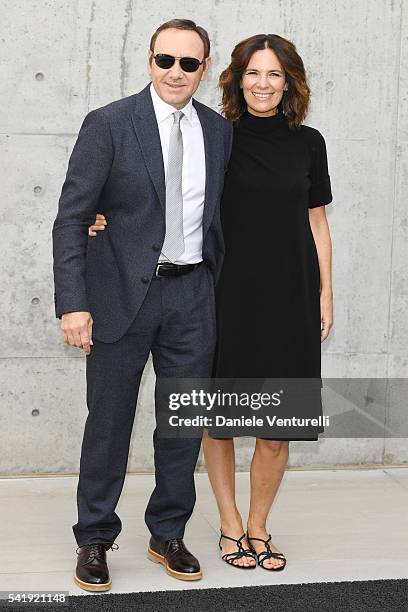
1, 0, 406, 473
0, 356, 155, 474
0, 134, 78, 357
1, 0, 91, 133
388, 0, 408, 368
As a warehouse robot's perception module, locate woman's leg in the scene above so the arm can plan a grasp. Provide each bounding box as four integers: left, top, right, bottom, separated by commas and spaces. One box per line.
202, 434, 256, 567
247, 439, 289, 569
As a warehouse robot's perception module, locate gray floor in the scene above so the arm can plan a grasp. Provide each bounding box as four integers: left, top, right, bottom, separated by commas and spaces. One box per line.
1, 468, 408, 595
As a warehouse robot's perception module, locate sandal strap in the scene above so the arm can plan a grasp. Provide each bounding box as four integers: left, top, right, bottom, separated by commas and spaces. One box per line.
247, 533, 286, 565
221, 549, 256, 562
219, 531, 245, 551
258, 551, 286, 562
239, 548, 257, 560
219, 531, 257, 564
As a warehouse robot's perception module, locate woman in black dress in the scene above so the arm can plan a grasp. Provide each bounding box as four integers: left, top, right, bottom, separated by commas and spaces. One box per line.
202, 34, 333, 571
88, 34, 334, 572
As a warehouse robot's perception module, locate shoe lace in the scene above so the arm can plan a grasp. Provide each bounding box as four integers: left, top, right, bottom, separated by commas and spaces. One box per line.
76, 541, 119, 563
165, 538, 185, 557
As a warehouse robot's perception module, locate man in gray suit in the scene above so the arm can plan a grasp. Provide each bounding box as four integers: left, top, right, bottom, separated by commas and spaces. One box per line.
52, 19, 232, 591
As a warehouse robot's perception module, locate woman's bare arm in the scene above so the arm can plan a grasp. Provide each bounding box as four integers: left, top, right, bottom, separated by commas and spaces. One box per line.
309, 206, 333, 341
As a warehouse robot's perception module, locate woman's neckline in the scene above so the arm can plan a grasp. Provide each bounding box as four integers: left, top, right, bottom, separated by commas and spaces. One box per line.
237, 109, 288, 132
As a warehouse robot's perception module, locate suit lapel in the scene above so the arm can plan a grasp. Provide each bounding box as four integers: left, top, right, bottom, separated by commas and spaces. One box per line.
193, 99, 222, 239
131, 84, 166, 212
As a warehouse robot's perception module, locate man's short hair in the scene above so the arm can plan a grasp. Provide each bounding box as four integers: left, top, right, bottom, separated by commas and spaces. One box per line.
150, 19, 210, 58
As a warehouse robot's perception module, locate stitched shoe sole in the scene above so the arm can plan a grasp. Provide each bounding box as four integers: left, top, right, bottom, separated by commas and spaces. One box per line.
74, 574, 112, 592
147, 547, 202, 581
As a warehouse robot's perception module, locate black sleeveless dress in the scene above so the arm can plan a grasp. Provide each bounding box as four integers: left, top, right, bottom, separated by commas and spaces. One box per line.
213, 110, 333, 439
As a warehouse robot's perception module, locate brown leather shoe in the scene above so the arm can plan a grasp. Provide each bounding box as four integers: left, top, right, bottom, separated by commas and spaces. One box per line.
147, 536, 202, 581
74, 542, 118, 592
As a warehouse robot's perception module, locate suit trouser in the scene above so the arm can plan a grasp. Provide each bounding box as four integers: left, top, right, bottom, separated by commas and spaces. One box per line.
72, 263, 216, 548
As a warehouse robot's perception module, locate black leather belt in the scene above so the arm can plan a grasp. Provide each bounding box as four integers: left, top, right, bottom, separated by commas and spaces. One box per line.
155, 261, 203, 277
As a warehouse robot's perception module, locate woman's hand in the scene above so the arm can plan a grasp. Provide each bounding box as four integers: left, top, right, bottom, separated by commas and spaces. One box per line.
89, 213, 107, 236
320, 289, 333, 342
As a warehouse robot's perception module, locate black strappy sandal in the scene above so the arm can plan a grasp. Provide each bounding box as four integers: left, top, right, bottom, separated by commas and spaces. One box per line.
219, 531, 257, 569
247, 533, 287, 571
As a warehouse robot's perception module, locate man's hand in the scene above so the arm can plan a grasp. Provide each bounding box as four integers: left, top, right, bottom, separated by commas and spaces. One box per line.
61, 311, 94, 355
89, 213, 107, 236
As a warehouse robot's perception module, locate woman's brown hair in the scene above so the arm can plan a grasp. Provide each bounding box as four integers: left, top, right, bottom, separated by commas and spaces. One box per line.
219, 34, 310, 128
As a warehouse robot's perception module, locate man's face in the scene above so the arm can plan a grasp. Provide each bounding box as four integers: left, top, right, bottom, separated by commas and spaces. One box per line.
148, 28, 211, 109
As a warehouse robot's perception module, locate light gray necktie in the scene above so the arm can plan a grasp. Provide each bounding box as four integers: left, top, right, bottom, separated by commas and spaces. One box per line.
161, 110, 185, 262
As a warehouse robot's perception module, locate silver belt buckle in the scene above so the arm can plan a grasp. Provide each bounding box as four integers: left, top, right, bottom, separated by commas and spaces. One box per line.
156, 262, 168, 276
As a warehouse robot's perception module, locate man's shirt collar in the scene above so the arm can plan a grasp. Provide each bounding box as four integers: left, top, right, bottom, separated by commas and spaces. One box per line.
150, 82, 194, 124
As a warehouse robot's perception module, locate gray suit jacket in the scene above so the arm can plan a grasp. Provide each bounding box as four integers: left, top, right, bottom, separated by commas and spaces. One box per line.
52, 84, 233, 343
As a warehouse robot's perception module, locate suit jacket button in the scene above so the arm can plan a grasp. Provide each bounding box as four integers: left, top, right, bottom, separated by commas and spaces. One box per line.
152, 244, 160, 252
141, 276, 149, 284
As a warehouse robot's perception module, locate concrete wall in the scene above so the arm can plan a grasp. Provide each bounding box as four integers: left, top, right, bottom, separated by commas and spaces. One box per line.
1, 0, 407, 475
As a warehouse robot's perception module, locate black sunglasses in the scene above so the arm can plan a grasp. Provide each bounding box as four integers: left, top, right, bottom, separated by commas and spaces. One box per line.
152, 53, 204, 73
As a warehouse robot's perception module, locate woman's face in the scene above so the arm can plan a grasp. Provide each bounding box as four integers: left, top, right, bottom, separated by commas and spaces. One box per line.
241, 48, 287, 117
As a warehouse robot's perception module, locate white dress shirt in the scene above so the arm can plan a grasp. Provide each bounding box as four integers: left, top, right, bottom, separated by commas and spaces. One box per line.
149, 83, 206, 264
